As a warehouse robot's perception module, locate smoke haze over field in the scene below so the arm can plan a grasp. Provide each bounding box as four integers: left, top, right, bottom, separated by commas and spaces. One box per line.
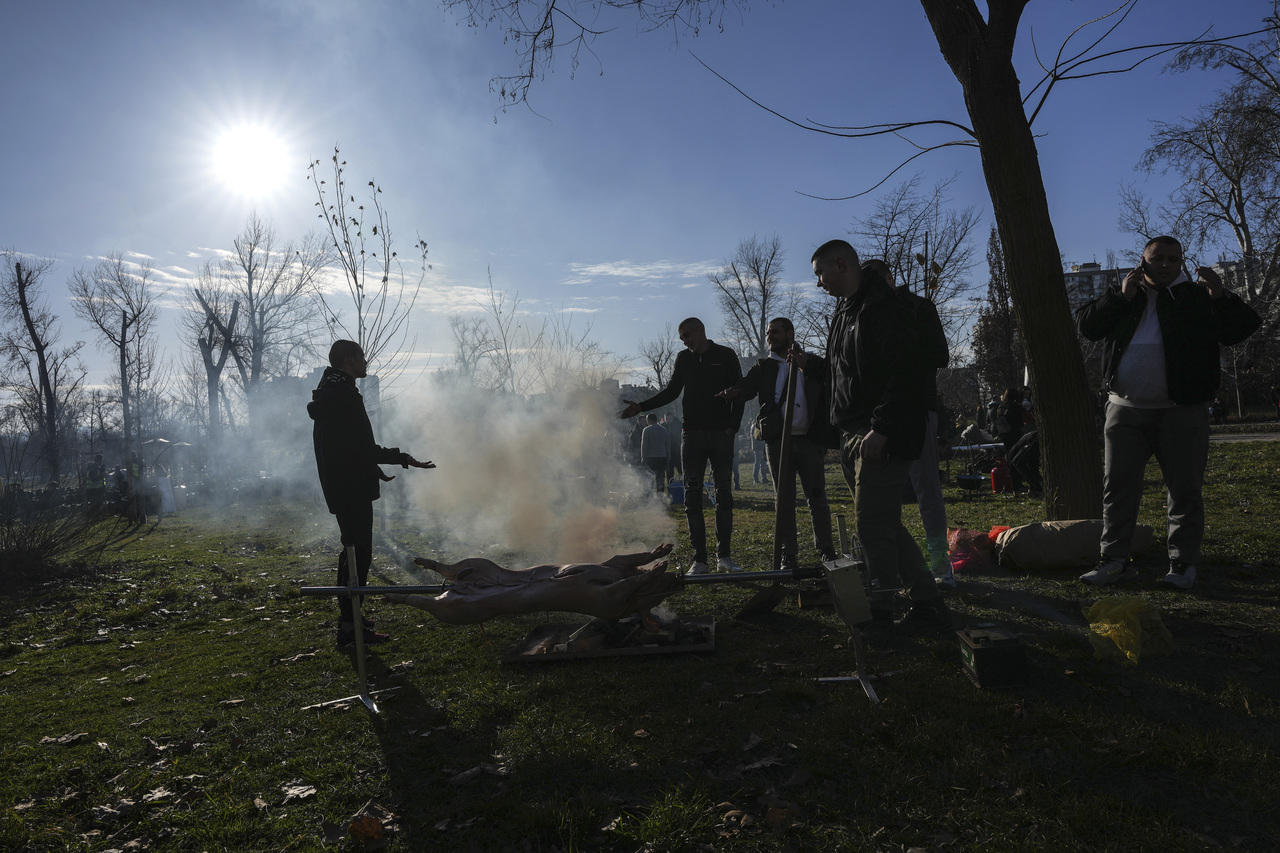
385, 380, 675, 568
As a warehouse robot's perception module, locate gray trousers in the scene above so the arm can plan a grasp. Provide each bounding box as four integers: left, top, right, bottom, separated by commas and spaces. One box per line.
764, 434, 835, 559
907, 410, 947, 542
1101, 401, 1210, 564
840, 432, 939, 603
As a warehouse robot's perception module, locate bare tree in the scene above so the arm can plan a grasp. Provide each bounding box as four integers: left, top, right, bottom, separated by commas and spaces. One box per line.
182, 260, 240, 454
850, 174, 982, 347
447, 0, 1275, 519
307, 147, 428, 387
68, 253, 160, 456
637, 322, 679, 388
0, 252, 87, 482
708, 234, 795, 360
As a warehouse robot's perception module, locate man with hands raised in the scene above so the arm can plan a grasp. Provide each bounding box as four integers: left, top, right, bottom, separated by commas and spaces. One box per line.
1076, 236, 1259, 589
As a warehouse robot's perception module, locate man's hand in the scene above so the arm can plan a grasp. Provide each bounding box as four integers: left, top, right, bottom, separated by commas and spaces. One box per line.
859, 430, 888, 461
716, 387, 740, 400
788, 346, 809, 370
618, 400, 642, 419
1193, 264, 1224, 299
405, 455, 436, 469
1121, 265, 1143, 299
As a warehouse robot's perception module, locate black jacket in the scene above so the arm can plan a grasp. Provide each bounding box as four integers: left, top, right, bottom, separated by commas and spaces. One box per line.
898, 286, 949, 411
733, 353, 838, 449
307, 367, 409, 514
1075, 280, 1260, 405
825, 274, 927, 460
640, 340, 745, 432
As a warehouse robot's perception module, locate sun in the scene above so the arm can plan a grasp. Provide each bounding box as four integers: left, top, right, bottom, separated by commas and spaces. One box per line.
211, 124, 291, 198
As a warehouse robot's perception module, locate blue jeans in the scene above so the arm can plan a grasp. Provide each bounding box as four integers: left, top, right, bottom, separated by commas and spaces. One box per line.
682, 429, 735, 563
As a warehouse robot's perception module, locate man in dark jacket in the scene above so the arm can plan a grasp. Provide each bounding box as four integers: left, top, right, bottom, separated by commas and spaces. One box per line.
1075, 236, 1260, 590
619, 318, 745, 575
308, 340, 434, 647
720, 316, 837, 569
812, 240, 948, 631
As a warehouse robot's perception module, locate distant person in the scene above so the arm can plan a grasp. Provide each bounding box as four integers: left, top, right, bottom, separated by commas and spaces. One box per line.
126, 451, 145, 523
1007, 428, 1042, 496
1075, 235, 1260, 590
720, 316, 838, 570
85, 453, 106, 505
752, 435, 769, 484
639, 414, 670, 496
309, 339, 436, 648
662, 414, 682, 481
866, 258, 953, 587
619, 318, 745, 574
1270, 385, 1280, 421
811, 240, 949, 632
994, 387, 1025, 492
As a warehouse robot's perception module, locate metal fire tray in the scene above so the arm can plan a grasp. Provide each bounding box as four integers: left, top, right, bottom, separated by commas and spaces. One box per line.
501, 615, 715, 664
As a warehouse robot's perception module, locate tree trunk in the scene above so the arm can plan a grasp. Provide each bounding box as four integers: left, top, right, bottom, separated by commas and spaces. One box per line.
922, 0, 1103, 519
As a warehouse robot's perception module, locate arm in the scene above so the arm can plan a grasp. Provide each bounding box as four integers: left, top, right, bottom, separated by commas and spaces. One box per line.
1075, 287, 1136, 342
621, 352, 687, 417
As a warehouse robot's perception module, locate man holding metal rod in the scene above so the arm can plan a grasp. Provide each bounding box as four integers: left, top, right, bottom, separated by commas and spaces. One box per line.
718, 317, 839, 570
308, 339, 435, 649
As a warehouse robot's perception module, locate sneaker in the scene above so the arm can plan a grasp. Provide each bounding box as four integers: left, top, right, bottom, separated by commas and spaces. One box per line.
934, 570, 957, 590
361, 615, 376, 629
778, 553, 799, 572
1078, 558, 1138, 586
717, 557, 744, 573
1160, 561, 1197, 590
687, 561, 710, 575
337, 627, 391, 649
896, 599, 953, 633
819, 551, 839, 564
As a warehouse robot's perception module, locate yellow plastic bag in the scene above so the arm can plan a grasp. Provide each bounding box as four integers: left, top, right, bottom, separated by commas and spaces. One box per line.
1085, 597, 1175, 664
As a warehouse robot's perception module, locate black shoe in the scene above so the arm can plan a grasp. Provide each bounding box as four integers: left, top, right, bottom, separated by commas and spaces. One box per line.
337, 627, 391, 649
361, 615, 376, 630
896, 599, 952, 634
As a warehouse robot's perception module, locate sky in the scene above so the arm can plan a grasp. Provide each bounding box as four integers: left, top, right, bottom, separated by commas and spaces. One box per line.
1, 0, 1272, 392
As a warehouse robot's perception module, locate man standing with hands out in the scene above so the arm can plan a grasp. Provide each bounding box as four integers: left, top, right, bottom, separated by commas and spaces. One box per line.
620, 318, 745, 575
1076, 236, 1259, 589
811, 240, 949, 631
309, 340, 436, 649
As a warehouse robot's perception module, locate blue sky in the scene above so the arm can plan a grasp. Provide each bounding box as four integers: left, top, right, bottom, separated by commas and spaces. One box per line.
1, 0, 1271, 389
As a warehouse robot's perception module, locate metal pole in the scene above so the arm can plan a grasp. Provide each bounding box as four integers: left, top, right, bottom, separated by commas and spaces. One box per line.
771, 358, 800, 571
347, 545, 378, 714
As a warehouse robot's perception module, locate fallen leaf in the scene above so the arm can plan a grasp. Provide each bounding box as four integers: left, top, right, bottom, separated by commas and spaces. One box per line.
254, 797, 269, 810
41, 732, 90, 745
219, 699, 245, 706
281, 782, 316, 802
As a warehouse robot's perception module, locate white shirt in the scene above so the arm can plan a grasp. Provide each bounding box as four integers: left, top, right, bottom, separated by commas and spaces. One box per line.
769, 352, 811, 435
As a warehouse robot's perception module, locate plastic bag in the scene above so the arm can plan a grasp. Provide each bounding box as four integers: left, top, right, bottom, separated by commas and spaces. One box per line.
1085, 597, 1175, 664
947, 527, 993, 573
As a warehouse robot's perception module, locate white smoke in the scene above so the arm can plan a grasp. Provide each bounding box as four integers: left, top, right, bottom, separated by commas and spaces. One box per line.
384, 379, 675, 569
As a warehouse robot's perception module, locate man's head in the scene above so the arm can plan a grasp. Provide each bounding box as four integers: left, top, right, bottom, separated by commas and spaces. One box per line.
1140, 236, 1185, 289
811, 240, 861, 299
329, 339, 368, 379
676, 318, 709, 354
861, 258, 895, 286
646, 414, 658, 425
765, 316, 795, 355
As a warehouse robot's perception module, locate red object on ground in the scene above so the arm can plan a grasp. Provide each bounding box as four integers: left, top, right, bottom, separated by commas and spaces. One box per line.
990, 459, 1012, 494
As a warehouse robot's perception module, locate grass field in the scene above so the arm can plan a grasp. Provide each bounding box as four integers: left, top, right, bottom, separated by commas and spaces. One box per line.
2, 440, 1278, 852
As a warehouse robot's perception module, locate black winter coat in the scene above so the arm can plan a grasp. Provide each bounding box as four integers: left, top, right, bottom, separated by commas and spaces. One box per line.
307, 367, 408, 514
825, 276, 927, 460
1075, 280, 1260, 405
